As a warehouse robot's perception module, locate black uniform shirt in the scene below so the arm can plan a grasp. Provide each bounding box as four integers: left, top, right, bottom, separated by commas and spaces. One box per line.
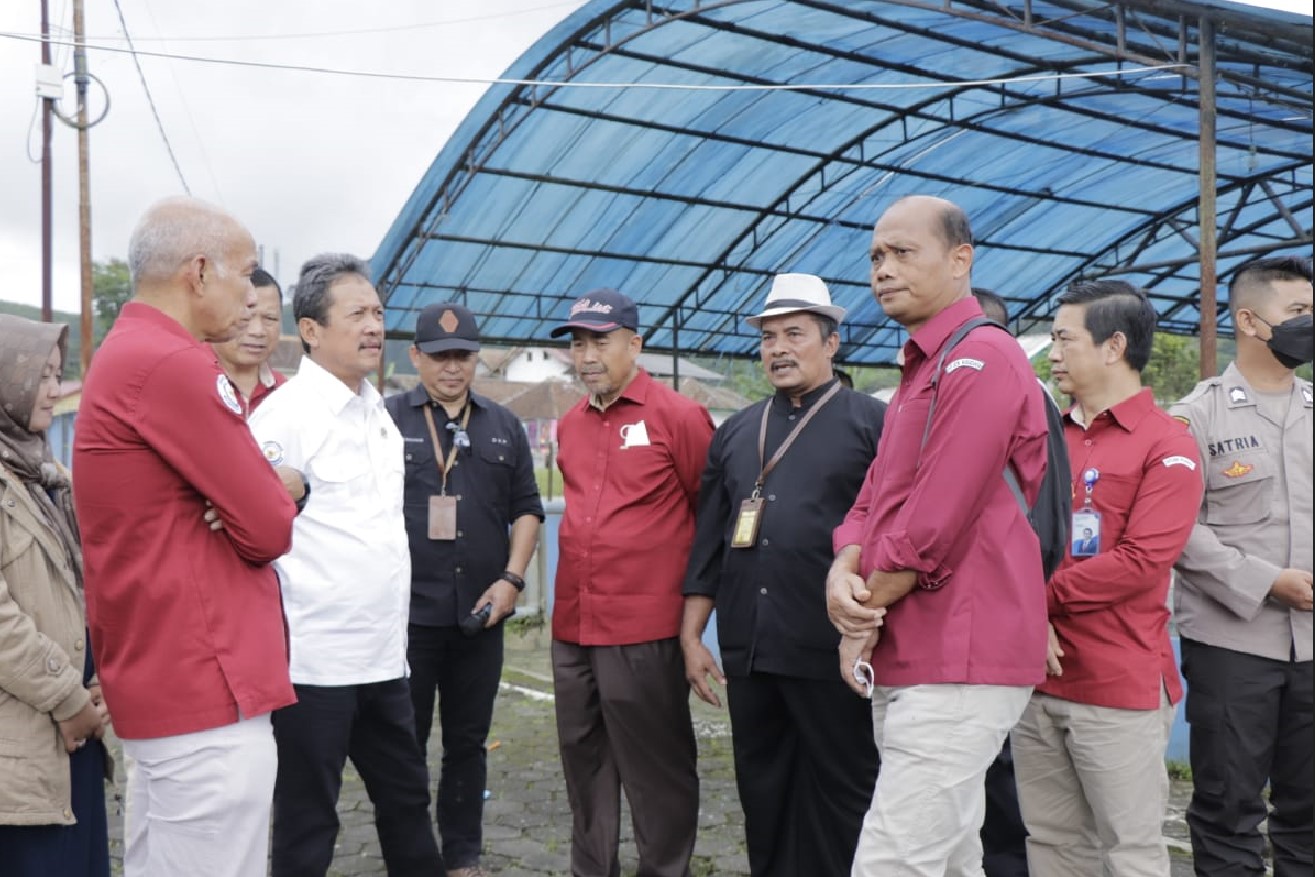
683, 378, 886, 679
385, 386, 544, 627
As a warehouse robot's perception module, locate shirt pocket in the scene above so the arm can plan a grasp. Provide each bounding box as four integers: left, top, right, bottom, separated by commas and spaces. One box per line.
1204, 453, 1273, 526
309, 453, 370, 499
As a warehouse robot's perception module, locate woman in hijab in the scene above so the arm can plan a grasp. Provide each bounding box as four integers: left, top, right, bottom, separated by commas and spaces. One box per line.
0, 315, 110, 876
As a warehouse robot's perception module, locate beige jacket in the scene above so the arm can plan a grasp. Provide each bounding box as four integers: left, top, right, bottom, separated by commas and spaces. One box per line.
1171, 363, 1313, 662
0, 462, 94, 825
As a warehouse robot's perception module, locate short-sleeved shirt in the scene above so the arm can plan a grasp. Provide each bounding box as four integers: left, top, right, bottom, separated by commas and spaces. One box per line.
833, 296, 1050, 687
1171, 363, 1312, 662
1039, 389, 1203, 710
554, 369, 714, 646
385, 386, 545, 627
249, 356, 411, 686
684, 379, 885, 679
73, 302, 297, 739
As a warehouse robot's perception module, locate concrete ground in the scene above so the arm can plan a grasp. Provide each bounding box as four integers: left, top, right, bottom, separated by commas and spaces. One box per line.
105, 626, 1207, 876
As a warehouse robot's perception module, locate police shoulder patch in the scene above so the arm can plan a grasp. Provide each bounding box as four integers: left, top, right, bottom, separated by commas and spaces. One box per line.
216, 374, 243, 416
1172, 414, 1191, 427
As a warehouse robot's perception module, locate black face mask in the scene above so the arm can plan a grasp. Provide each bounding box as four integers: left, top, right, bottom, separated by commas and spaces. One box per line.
1255, 313, 1314, 370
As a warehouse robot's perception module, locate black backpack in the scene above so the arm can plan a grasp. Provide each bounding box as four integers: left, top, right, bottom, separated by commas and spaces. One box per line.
919, 317, 1072, 581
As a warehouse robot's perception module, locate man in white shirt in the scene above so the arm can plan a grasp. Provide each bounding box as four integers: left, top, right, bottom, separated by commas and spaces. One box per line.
249, 253, 441, 877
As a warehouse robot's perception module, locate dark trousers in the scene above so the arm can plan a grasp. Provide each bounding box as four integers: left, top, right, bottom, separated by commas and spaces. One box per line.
1181, 638, 1314, 877
407, 622, 503, 869
270, 679, 441, 877
725, 671, 878, 877
980, 738, 1029, 877
552, 637, 699, 877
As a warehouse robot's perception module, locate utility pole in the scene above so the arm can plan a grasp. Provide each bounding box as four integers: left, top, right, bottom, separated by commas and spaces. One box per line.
73, 0, 94, 375
39, 0, 54, 322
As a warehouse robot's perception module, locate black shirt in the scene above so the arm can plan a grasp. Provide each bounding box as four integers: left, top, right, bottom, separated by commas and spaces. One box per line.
385, 386, 544, 627
683, 379, 886, 679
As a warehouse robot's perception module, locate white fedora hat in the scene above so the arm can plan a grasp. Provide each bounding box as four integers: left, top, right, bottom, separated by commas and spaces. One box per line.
745, 273, 846, 329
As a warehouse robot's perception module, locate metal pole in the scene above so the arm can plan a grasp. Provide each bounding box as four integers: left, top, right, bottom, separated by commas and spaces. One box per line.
1198, 16, 1218, 379
74, 0, 93, 375
40, 0, 53, 323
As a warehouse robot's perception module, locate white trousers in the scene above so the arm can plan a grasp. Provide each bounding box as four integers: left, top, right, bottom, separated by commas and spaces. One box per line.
122, 713, 278, 877
851, 683, 1034, 877
1012, 690, 1176, 877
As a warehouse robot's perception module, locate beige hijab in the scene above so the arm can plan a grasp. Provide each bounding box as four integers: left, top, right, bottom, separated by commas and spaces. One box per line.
0, 314, 82, 583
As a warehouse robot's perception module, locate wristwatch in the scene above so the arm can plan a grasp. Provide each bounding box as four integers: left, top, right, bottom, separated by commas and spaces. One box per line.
294, 472, 312, 514
498, 570, 526, 592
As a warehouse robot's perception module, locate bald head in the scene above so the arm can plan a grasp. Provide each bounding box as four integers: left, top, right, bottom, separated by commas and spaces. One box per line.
128, 197, 253, 288
887, 195, 973, 250
869, 194, 975, 333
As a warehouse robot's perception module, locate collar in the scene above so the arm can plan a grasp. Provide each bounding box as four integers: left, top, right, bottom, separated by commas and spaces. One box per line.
404, 383, 486, 413
257, 362, 279, 388
588, 367, 651, 411
1066, 387, 1156, 432
906, 296, 984, 361
771, 376, 841, 414
119, 300, 205, 347
297, 355, 382, 415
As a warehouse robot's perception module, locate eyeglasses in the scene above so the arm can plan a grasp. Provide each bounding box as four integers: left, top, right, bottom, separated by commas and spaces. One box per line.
851, 656, 874, 699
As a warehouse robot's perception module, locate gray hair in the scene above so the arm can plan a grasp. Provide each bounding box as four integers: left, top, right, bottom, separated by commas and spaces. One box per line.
293, 253, 371, 353
127, 196, 240, 286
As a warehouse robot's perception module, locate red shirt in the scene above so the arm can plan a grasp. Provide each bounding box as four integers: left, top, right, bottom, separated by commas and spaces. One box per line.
73, 303, 298, 739
554, 369, 713, 645
833, 297, 1050, 686
247, 365, 287, 414
1040, 389, 1203, 710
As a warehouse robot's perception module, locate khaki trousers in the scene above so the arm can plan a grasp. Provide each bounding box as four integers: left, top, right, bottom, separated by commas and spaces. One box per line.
851, 683, 1033, 877
1012, 690, 1176, 877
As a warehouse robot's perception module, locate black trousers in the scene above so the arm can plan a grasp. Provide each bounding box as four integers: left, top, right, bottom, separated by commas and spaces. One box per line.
407, 622, 504, 869
1181, 638, 1314, 877
725, 671, 878, 877
270, 679, 441, 877
980, 738, 1029, 877
552, 638, 699, 877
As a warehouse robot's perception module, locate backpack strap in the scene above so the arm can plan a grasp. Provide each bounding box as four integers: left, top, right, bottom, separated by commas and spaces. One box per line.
917, 317, 1029, 517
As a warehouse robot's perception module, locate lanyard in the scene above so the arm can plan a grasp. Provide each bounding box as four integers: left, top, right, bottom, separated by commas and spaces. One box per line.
753, 381, 843, 499
422, 401, 472, 496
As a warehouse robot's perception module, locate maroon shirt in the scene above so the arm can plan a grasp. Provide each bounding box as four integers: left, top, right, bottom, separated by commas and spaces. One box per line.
246, 365, 287, 414
73, 302, 297, 739
1040, 389, 1202, 710
834, 297, 1050, 686
554, 369, 713, 646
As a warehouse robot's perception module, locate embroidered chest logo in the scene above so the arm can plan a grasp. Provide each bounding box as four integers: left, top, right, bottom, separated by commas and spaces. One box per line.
261, 441, 284, 465
1223, 461, 1253, 478
619, 419, 650, 449
216, 374, 243, 416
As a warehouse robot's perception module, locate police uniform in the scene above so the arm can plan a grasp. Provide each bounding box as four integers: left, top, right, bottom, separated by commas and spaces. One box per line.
1171, 361, 1313, 877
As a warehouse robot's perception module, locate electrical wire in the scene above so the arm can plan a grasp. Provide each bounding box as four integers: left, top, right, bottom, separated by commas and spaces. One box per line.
1, 33, 1188, 92
3, 1, 581, 43
108, 0, 191, 194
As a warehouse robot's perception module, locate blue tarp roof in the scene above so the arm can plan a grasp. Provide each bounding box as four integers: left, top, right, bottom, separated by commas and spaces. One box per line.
373, 0, 1312, 364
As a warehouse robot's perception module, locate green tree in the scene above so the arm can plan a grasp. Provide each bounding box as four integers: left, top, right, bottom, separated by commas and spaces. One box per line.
93, 258, 132, 343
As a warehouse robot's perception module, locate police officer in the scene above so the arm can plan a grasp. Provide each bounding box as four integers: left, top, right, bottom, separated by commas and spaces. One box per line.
1171, 255, 1313, 877
386, 302, 544, 877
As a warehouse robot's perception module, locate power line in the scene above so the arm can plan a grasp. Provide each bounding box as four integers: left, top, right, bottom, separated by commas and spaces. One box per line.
13, 1, 581, 43
3, 33, 1190, 93
108, 0, 191, 194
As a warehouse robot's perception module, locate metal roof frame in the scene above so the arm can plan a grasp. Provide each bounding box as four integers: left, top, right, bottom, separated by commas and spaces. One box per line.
373, 0, 1312, 366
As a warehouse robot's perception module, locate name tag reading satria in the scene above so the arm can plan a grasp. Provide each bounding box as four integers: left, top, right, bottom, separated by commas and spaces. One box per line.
731, 497, 764, 549
428, 495, 458, 541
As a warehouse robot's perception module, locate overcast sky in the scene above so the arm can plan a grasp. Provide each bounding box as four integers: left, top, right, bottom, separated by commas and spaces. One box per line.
0, 0, 1305, 313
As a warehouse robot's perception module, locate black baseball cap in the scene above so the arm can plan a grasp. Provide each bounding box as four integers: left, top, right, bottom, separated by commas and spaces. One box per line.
414, 303, 480, 353
549, 289, 639, 338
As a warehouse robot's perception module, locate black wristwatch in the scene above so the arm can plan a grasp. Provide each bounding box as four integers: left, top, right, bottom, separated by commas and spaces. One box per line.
294, 472, 311, 514
498, 570, 526, 592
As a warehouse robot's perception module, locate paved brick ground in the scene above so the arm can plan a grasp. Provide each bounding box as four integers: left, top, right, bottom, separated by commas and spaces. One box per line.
106, 627, 1206, 876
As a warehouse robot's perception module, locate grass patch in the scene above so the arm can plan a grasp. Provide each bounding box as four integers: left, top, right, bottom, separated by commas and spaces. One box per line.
1166, 759, 1193, 781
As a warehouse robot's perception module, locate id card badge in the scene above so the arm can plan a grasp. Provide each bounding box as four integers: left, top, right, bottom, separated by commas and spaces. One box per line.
731, 497, 765, 549
1071, 508, 1102, 557
428, 495, 458, 541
